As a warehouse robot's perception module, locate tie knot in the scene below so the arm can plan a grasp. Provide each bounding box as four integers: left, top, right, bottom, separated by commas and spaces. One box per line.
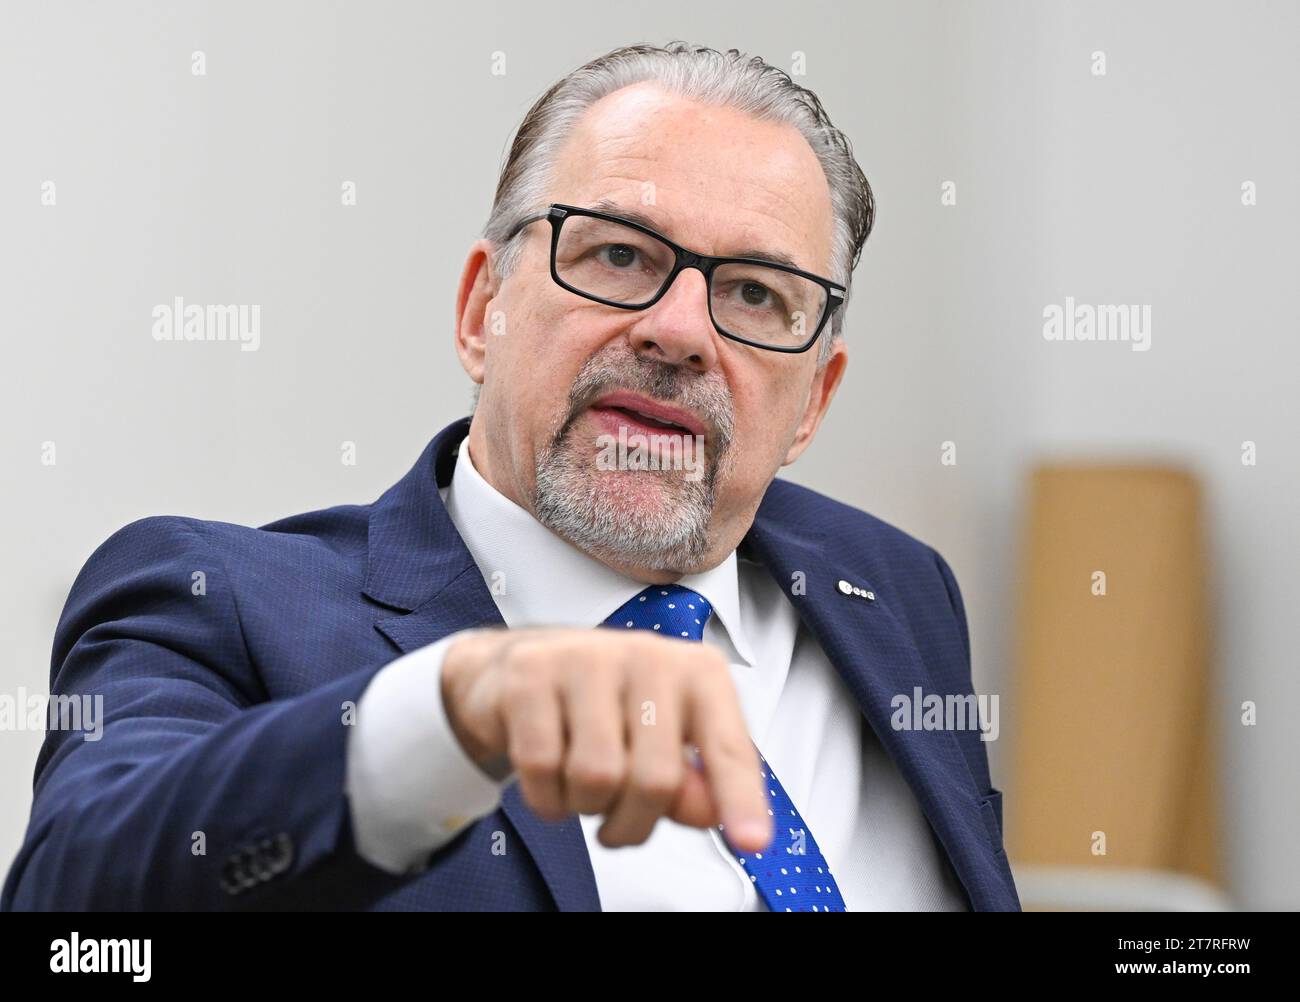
603, 584, 713, 642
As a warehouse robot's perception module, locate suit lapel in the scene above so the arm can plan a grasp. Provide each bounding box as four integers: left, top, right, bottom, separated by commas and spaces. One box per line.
741, 507, 1003, 910
364, 419, 601, 912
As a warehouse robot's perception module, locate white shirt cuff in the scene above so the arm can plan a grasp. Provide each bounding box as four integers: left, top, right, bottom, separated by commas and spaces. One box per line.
345, 632, 511, 874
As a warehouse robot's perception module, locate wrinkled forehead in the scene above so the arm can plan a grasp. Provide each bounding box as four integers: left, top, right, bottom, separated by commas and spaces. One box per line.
547, 83, 836, 278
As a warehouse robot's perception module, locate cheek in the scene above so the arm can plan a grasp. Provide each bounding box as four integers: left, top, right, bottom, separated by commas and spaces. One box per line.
489, 295, 613, 429
488, 294, 564, 393
730, 372, 801, 443
719, 377, 808, 480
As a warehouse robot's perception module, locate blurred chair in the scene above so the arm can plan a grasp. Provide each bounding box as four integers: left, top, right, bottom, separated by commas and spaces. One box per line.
1006, 464, 1229, 910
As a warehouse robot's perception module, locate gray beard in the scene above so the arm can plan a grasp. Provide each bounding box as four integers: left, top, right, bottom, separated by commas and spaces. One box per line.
534, 436, 719, 573
531, 347, 735, 574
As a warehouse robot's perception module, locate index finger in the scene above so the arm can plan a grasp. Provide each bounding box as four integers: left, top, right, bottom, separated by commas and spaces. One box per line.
682, 658, 772, 854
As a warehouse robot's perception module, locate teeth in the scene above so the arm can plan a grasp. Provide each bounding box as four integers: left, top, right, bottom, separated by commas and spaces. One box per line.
635, 410, 681, 429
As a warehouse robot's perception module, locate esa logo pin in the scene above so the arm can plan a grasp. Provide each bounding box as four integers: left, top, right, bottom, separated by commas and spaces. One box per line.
837, 579, 875, 602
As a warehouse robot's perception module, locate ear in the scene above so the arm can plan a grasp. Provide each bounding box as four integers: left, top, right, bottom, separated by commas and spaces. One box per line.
454, 238, 501, 385
782, 338, 847, 466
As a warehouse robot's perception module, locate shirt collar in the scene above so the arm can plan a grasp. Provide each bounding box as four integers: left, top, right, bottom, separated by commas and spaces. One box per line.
442, 438, 756, 667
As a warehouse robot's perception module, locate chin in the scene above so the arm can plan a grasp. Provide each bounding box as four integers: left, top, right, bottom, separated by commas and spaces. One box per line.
534, 463, 715, 573
592, 466, 695, 509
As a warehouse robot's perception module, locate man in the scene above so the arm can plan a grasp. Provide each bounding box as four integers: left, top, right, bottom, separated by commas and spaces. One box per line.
3, 42, 1019, 911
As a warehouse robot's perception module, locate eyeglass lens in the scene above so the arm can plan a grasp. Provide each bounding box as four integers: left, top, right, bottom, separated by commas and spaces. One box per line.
554, 214, 827, 348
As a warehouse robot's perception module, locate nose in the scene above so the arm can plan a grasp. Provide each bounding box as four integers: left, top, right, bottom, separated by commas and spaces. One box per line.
624, 265, 719, 373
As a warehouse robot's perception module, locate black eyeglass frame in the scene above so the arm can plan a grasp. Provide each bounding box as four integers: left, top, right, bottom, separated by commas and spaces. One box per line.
503, 203, 846, 354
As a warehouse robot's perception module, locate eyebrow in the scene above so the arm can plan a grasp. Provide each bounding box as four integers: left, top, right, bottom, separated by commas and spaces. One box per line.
587, 197, 804, 271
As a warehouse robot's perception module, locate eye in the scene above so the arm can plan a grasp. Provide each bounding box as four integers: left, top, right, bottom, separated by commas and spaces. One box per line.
597, 243, 639, 268
720, 278, 785, 313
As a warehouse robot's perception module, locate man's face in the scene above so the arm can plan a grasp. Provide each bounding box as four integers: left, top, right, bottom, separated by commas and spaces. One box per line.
456, 81, 847, 580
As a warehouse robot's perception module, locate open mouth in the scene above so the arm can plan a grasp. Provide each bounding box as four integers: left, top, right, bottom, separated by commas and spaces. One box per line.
585, 391, 707, 439
597, 405, 691, 434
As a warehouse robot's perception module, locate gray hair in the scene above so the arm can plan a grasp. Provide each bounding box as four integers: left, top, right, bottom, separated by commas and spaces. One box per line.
480, 41, 875, 365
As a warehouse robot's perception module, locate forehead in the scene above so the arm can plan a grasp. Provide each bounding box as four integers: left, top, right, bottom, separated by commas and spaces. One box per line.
547, 82, 835, 276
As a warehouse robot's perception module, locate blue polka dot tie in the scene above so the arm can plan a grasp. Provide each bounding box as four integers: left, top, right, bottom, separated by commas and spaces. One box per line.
602, 584, 848, 911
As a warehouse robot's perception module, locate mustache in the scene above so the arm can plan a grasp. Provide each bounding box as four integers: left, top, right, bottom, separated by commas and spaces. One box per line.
555, 348, 735, 455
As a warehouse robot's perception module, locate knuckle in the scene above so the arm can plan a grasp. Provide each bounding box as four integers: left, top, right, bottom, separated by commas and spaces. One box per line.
510, 743, 561, 779
496, 642, 538, 680
554, 632, 599, 662
503, 716, 560, 777
497, 669, 539, 710
565, 758, 624, 794
629, 763, 682, 802
625, 630, 664, 655
619, 633, 673, 673
555, 635, 622, 682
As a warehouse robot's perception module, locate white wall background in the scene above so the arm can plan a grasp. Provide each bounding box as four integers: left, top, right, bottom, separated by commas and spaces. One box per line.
1, 0, 1295, 908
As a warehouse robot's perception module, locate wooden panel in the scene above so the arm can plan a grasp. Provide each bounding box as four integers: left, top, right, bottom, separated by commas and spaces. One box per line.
1007, 465, 1220, 887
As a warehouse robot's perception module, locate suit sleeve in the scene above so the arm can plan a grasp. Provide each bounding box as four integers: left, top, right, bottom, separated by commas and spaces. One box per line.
1, 516, 415, 910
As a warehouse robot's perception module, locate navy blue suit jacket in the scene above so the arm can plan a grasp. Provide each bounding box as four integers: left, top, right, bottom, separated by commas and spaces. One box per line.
3, 417, 1020, 911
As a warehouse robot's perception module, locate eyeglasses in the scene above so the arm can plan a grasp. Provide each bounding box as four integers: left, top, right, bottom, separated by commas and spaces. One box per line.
502, 203, 845, 354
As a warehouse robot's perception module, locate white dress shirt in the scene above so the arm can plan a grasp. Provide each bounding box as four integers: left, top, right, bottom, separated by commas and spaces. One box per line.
345, 439, 969, 910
